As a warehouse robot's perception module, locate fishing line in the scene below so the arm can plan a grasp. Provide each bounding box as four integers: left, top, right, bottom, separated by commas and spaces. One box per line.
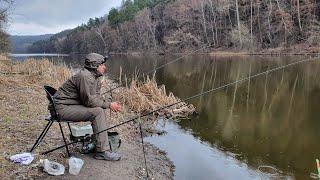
42, 56, 318, 155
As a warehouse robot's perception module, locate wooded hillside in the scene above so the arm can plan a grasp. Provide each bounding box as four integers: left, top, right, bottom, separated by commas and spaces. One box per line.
28, 0, 320, 54
10, 34, 53, 53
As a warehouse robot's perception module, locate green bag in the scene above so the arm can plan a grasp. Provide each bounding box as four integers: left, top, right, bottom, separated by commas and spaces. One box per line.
108, 131, 121, 152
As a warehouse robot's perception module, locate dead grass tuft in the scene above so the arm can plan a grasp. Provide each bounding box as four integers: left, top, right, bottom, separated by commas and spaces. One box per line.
114, 75, 195, 121
0, 58, 71, 88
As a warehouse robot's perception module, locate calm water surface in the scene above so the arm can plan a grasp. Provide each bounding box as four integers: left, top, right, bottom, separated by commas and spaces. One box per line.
11, 54, 320, 179
107, 55, 320, 180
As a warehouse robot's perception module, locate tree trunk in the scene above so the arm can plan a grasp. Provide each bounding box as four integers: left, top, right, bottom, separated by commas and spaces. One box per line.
250, 0, 253, 44
148, 24, 157, 49
214, 7, 218, 45
267, 0, 273, 45
297, 0, 302, 31
209, 0, 216, 46
235, 0, 242, 48
275, 0, 288, 45
257, 1, 263, 44
201, 1, 209, 43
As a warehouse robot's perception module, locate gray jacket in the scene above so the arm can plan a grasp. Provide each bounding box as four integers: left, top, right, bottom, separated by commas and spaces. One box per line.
54, 68, 109, 108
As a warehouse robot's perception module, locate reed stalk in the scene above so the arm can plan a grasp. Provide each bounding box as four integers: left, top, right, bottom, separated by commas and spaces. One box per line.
119, 66, 122, 84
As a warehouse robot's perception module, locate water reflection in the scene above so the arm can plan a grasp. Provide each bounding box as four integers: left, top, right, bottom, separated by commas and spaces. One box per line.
146, 120, 274, 180
108, 55, 319, 179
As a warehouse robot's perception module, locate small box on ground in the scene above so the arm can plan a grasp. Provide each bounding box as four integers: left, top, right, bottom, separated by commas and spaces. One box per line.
70, 124, 93, 137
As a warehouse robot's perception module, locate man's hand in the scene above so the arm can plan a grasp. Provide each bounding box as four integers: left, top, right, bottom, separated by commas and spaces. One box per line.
110, 102, 121, 112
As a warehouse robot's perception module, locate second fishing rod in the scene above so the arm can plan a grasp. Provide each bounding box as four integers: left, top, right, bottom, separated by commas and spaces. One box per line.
42, 56, 318, 155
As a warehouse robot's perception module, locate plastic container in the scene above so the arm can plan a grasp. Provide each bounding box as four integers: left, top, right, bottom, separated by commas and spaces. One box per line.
70, 124, 93, 137
40, 159, 65, 176
68, 157, 84, 175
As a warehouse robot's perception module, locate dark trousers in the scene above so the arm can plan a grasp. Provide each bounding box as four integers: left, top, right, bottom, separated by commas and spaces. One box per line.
56, 105, 108, 152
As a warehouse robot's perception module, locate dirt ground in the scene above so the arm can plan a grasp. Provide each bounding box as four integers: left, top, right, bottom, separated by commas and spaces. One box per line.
47, 141, 173, 180
0, 58, 174, 179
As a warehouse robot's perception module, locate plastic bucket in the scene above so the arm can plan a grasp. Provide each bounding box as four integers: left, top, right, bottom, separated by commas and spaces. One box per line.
68, 157, 84, 175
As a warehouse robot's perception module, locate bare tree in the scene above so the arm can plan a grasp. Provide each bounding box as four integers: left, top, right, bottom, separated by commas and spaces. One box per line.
297, 0, 302, 31
250, 0, 253, 44
95, 26, 108, 54
26, 0, 320, 53
257, 0, 263, 44
0, 0, 13, 53
235, 0, 242, 47
201, 1, 209, 43
209, 0, 217, 46
267, 0, 273, 45
275, 0, 289, 45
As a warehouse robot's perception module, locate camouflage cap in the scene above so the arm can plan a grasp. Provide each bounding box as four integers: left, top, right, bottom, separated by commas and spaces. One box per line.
84, 53, 108, 69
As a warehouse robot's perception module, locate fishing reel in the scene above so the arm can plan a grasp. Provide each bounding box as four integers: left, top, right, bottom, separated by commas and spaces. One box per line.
70, 133, 95, 154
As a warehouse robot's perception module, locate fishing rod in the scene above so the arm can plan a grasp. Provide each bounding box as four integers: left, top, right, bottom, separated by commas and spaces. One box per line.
42, 56, 318, 155
102, 44, 213, 95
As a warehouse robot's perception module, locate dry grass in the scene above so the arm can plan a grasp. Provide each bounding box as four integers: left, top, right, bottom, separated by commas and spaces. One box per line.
0, 54, 9, 61
0, 58, 71, 88
114, 75, 195, 121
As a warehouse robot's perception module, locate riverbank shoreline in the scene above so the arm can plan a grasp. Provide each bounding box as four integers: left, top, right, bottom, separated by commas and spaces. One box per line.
0, 57, 174, 179
9, 45, 320, 57
101, 46, 320, 57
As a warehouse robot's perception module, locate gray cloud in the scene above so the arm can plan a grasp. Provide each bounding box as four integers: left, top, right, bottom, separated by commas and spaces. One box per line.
8, 0, 121, 35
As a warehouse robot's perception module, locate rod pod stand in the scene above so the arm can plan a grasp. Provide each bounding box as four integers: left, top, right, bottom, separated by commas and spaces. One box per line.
138, 115, 149, 179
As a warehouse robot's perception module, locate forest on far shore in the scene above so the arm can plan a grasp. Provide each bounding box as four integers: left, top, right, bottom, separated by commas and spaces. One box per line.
12, 0, 320, 54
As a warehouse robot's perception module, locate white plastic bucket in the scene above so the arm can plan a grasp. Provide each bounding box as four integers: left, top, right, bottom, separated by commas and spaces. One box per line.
68, 157, 84, 175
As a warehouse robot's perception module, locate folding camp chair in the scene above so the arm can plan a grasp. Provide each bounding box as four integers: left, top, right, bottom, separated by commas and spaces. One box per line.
29, 85, 73, 157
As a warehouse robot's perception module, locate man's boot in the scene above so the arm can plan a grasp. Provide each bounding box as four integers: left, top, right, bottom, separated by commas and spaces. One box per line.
94, 151, 121, 161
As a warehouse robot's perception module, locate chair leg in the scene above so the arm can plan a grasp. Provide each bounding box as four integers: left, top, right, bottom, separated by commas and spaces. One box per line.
58, 122, 71, 157
30, 121, 53, 152
67, 122, 72, 135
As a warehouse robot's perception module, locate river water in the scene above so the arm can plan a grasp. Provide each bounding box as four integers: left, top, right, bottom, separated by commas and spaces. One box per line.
10, 54, 320, 179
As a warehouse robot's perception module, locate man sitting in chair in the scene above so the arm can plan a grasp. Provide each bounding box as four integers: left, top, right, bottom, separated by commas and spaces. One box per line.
54, 53, 121, 161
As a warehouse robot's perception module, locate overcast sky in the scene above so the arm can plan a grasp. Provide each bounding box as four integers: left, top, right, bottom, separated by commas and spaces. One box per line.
6, 0, 121, 35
